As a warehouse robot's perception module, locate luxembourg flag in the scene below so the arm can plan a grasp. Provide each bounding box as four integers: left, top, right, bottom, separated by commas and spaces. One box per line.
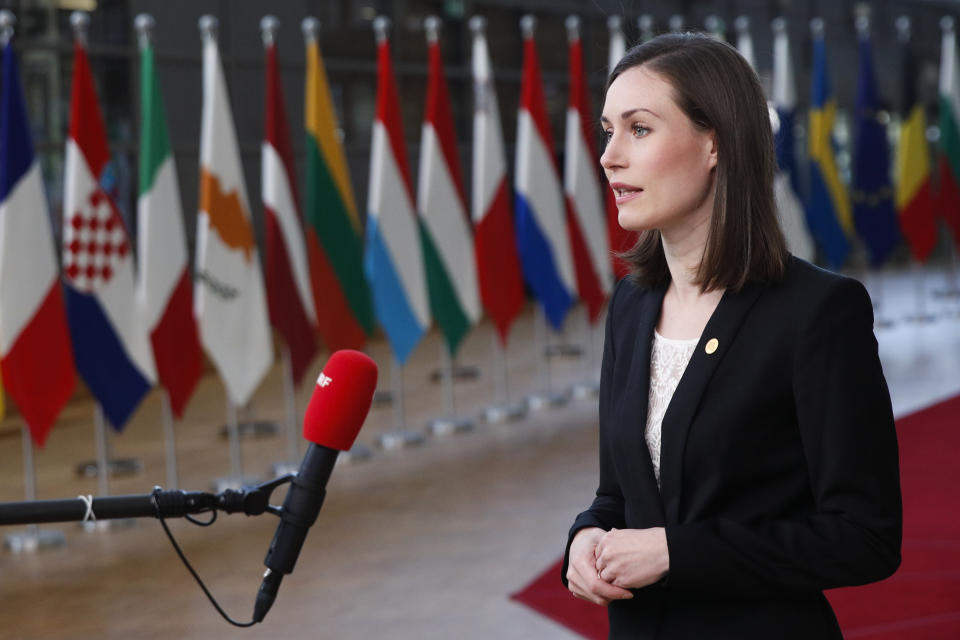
364, 18, 430, 365
606, 15, 634, 281
136, 26, 203, 419
418, 17, 480, 356
1, 40, 76, 446
263, 27, 318, 385
63, 35, 156, 429
565, 16, 611, 322
469, 16, 526, 346
515, 15, 576, 330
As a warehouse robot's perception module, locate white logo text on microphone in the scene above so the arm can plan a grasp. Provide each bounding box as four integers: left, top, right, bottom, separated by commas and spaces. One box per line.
317, 373, 333, 388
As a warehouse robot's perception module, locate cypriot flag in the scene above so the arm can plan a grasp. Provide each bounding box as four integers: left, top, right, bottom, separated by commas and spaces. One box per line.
195, 16, 272, 406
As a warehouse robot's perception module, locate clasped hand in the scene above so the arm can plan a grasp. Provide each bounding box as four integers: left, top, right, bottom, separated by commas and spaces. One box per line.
566, 527, 670, 606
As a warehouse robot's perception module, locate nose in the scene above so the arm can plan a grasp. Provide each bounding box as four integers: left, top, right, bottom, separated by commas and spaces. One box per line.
600, 132, 624, 172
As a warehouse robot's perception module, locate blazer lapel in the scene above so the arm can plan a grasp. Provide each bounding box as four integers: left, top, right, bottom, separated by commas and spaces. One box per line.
614, 282, 667, 525
658, 282, 764, 523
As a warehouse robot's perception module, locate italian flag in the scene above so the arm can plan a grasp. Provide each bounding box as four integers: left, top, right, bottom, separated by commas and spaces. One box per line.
303, 24, 374, 352
417, 21, 480, 356
938, 17, 960, 250
136, 37, 203, 418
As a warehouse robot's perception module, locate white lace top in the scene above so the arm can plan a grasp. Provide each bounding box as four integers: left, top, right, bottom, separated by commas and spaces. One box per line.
646, 331, 698, 489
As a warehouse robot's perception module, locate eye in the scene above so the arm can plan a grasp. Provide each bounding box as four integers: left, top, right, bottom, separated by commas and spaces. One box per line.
632, 123, 650, 138
601, 128, 613, 144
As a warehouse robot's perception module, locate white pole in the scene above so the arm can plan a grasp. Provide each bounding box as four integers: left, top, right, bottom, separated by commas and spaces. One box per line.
226, 397, 243, 481
282, 345, 299, 465
440, 340, 455, 418
94, 404, 109, 497
161, 389, 178, 489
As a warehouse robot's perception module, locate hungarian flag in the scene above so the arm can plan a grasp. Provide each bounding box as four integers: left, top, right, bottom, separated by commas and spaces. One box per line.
136, 35, 203, 418
196, 20, 273, 406
565, 17, 611, 322
515, 16, 576, 330
0, 41, 76, 445
469, 17, 525, 346
417, 20, 480, 356
807, 24, 852, 268
303, 21, 374, 352
851, 27, 900, 267
938, 17, 960, 249
364, 20, 430, 365
263, 35, 318, 385
771, 18, 815, 261
605, 16, 634, 280
63, 36, 156, 430
895, 23, 937, 262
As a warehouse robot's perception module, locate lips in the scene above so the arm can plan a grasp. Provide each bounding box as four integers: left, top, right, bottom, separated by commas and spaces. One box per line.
610, 182, 642, 204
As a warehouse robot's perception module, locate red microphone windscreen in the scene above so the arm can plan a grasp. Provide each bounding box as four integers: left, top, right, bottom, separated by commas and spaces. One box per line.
303, 350, 378, 451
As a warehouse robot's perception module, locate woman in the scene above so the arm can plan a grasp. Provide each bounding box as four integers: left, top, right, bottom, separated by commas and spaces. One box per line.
562, 33, 901, 639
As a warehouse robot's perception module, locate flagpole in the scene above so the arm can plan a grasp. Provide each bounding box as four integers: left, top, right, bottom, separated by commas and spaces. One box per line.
428, 340, 474, 436
482, 331, 527, 423
213, 396, 248, 492
526, 305, 569, 411
377, 356, 425, 449
275, 344, 300, 476
160, 389, 178, 489
3, 424, 66, 553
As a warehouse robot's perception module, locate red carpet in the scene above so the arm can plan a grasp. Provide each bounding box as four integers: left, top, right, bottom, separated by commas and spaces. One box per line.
511, 394, 960, 639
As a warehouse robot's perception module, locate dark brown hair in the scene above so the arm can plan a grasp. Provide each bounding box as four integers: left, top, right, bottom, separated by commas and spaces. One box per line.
608, 32, 788, 291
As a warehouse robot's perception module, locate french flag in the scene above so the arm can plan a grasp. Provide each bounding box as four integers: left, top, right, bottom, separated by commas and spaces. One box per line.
515, 15, 577, 330
364, 17, 430, 364
564, 15, 611, 322
0, 40, 76, 446
63, 33, 156, 429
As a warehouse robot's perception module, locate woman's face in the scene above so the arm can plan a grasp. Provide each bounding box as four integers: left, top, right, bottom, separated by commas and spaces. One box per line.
600, 65, 717, 235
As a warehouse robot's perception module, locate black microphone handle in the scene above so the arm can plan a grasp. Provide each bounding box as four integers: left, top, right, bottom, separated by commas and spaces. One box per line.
0, 490, 218, 526
263, 443, 338, 575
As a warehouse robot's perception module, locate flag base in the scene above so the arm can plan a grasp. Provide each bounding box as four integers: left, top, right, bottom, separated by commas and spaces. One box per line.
4, 527, 66, 553
427, 416, 475, 436
340, 443, 374, 464
81, 518, 137, 533
570, 381, 600, 400
377, 430, 427, 450
75, 457, 143, 479
544, 344, 583, 359
217, 420, 280, 439
428, 364, 480, 383
482, 403, 528, 424
211, 475, 263, 493
525, 391, 570, 412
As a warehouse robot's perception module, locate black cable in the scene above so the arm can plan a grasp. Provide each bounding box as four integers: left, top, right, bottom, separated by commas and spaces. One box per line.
151, 488, 257, 628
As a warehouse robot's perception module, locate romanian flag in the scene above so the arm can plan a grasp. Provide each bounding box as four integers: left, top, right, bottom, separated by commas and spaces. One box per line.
263, 27, 318, 385
851, 26, 900, 267
895, 23, 936, 262
303, 19, 374, 351
938, 17, 960, 250
807, 22, 852, 268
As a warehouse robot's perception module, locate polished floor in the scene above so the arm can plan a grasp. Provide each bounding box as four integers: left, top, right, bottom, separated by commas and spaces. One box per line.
1, 264, 958, 640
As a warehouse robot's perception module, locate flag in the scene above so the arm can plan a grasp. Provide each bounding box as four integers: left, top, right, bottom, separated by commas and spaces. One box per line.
895, 27, 937, 262
807, 25, 852, 267
515, 18, 576, 330
137, 37, 203, 419
196, 24, 273, 407
852, 29, 900, 267
470, 17, 526, 345
364, 23, 430, 365
771, 19, 815, 261
735, 17, 756, 69
565, 19, 611, 322
0, 42, 76, 445
264, 37, 318, 385
63, 37, 155, 430
606, 17, 634, 280
938, 18, 960, 249
303, 24, 374, 351
418, 23, 480, 356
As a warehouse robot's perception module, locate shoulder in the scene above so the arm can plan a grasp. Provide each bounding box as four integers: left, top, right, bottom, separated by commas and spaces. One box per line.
775, 256, 875, 338
608, 275, 665, 317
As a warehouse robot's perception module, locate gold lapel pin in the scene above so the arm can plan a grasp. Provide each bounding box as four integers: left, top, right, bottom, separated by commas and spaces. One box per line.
705, 338, 719, 355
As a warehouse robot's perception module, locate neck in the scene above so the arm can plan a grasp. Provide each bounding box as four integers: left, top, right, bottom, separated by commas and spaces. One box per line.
660, 206, 712, 302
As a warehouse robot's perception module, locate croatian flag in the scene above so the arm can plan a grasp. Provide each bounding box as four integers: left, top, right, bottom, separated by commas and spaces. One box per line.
565, 16, 611, 322
1, 40, 76, 446
63, 36, 156, 429
364, 18, 430, 365
515, 15, 576, 330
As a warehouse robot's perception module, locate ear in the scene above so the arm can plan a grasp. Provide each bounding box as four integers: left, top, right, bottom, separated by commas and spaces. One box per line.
705, 130, 718, 170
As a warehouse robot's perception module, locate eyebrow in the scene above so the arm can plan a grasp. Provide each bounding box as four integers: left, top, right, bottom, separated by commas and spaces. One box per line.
599, 107, 661, 124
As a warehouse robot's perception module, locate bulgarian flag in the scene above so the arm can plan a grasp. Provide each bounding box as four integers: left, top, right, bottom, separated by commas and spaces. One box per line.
564, 16, 611, 323
136, 23, 203, 418
469, 16, 525, 346
303, 18, 374, 352
364, 18, 430, 365
938, 17, 960, 250
895, 19, 936, 262
263, 24, 318, 385
417, 17, 480, 356
515, 15, 576, 331
1, 39, 76, 445
606, 16, 633, 280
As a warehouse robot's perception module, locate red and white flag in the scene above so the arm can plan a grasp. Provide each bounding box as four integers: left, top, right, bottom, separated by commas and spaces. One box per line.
263, 25, 318, 385
605, 16, 634, 280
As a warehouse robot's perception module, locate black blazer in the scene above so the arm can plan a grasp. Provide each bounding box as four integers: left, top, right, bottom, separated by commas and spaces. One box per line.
562, 257, 902, 639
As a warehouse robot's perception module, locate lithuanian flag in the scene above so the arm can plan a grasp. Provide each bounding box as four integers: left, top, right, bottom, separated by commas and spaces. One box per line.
303, 20, 374, 351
